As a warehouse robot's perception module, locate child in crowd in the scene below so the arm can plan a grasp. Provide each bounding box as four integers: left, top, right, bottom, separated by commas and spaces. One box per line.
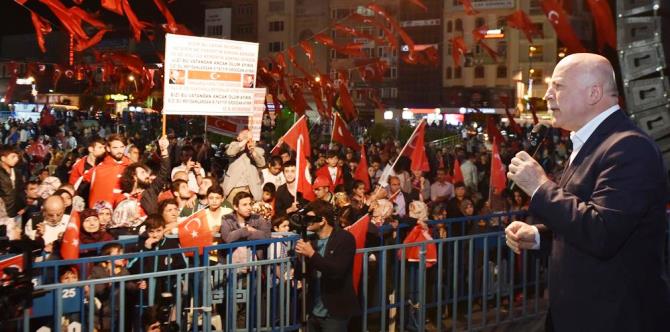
89, 243, 143, 331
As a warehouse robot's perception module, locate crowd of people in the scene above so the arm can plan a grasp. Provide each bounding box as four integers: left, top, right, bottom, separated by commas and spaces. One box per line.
0, 110, 572, 330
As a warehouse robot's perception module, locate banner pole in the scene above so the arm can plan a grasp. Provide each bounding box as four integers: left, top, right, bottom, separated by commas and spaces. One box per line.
162, 114, 166, 136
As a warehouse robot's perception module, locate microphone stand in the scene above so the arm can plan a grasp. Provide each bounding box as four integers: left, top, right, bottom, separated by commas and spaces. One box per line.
300, 228, 309, 332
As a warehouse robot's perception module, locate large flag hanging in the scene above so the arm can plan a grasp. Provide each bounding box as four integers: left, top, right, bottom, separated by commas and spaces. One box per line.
178, 208, 213, 256
402, 225, 437, 268
541, 0, 587, 53
296, 135, 315, 201
332, 113, 361, 151
270, 115, 311, 156
354, 144, 371, 191
506, 10, 542, 43
490, 137, 507, 195
61, 211, 80, 260
346, 214, 370, 295
453, 158, 464, 184
586, 0, 616, 52
409, 121, 430, 172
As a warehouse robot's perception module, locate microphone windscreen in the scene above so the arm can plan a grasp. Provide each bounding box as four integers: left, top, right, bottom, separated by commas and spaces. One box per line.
530, 124, 549, 147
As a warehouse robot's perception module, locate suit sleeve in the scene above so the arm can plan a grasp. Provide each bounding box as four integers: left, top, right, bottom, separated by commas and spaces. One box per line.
308, 232, 356, 279
529, 135, 666, 260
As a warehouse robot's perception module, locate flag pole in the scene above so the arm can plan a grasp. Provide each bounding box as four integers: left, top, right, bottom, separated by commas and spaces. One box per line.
162, 114, 166, 136
373, 119, 426, 195
329, 112, 336, 149
295, 135, 302, 204
204, 115, 208, 140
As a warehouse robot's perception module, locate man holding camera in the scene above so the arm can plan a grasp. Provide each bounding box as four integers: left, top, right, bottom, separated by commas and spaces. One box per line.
295, 200, 360, 331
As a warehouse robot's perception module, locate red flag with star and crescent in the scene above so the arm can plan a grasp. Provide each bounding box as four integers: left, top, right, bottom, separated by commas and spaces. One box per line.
0, 255, 24, 280
178, 208, 212, 256
541, 0, 587, 53
61, 211, 80, 260
271, 115, 311, 156
332, 113, 360, 151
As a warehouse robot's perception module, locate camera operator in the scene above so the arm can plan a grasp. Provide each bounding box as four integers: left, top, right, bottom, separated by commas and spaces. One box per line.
294, 200, 361, 331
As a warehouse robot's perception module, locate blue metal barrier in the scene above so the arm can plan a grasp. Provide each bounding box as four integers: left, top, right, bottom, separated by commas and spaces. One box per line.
17, 211, 670, 331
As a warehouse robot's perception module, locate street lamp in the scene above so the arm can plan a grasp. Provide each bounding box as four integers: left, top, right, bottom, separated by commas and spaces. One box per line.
128, 75, 138, 91
402, 108, 413, 120
384, 110, 400, 138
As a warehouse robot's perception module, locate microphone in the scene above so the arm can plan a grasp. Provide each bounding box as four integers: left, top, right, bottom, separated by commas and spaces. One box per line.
528, 123, 550, 158
509, 123, 550, 191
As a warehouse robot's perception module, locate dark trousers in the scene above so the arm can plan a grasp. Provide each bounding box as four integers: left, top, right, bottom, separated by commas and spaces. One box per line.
307, 315, 350, 332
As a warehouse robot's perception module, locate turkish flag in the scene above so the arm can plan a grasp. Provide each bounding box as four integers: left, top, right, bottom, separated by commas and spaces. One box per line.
346, 214, 370, 295
586, 0, 616, 52
490, 137, 507, 195
450, 37, 468, 66
178, 208, 213, 256
338, 79, 358, 121
61, 211, 80, 260
541, 0, 586, 53
354, 144, 371, 192
506, 10, 542, 43
409, 122, 430, 173
453, 158, 464, 184
271, 115, 311, 156
402, 225, 437, 268
332, 113, 360, 151
487, 116, 505, 143
152, 0, 178, 33
409, 0, 428, 11
296, 135, 315, 201
30, 11, 52, 53
0, 255, 23, 281
459, 0, 478, 15
101, 0, 124, 15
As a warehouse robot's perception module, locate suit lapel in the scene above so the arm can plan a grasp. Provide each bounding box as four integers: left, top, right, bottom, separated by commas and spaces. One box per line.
558, 110, 625, 188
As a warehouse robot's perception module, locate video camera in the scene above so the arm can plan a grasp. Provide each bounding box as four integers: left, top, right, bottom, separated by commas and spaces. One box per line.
0, 225, 46, 324
288, 208, 321, 239
151, 292, 179, 332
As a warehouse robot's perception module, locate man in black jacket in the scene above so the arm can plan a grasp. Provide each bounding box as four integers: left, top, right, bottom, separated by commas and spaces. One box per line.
295, 200, 360, 331
506, 53, 670, 331
0, 145, 24, 218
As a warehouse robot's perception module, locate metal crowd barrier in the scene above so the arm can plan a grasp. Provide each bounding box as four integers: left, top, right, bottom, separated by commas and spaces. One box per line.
15, 211, 669, 331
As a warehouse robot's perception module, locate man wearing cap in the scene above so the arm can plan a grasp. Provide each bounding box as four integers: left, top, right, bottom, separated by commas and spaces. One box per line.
313, 176, 334, 205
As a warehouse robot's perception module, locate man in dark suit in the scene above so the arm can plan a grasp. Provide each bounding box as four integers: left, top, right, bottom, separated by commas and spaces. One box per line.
295, 200, 360, 331
505, 53, 670, 331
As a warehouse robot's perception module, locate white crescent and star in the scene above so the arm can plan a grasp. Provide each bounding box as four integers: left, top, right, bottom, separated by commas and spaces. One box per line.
184, 217, 203, 238
210, 72, 220, 80
547, 10, 560, 24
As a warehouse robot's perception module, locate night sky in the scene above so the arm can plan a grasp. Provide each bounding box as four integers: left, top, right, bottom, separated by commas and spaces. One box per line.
0, 0, 205, 38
